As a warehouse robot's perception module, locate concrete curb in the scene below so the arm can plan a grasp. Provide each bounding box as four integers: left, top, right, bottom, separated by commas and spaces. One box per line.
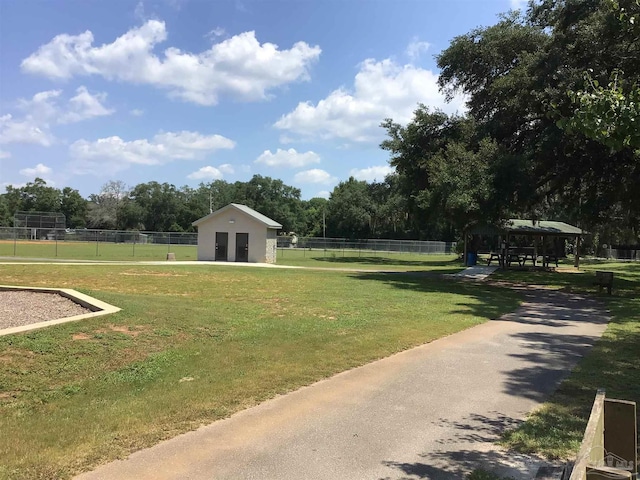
0, 285, 121, 336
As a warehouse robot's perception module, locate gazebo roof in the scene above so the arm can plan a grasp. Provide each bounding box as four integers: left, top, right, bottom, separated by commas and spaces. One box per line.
469, 219, 584, 236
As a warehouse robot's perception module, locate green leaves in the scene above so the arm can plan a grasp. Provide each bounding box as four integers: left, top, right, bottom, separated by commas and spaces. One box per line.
561, 71, 640, 151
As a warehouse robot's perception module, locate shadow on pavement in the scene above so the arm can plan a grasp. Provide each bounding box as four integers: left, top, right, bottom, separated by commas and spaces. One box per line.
380, 413, 542, 479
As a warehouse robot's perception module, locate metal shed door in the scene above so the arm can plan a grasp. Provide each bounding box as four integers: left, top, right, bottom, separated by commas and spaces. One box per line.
215, 232, 228, 261
236, 233, 249, 262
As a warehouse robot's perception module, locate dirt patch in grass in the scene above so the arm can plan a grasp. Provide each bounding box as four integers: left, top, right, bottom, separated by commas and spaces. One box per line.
72, 333, 92, 340
119, 272, 187, 277
94, 324, 149, 337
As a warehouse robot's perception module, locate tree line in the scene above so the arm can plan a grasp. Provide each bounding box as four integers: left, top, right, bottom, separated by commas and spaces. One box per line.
0, 175, 419, 239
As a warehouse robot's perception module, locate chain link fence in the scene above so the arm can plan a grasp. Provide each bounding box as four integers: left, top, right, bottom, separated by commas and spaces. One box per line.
0, 227, 456, 260
0, 227, 198, 259
277, 236, 456, 255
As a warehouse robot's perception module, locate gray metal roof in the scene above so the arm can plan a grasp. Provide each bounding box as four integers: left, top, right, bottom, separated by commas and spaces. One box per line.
469, 219, 584, 236
505, 219, 583, 235
192, 203, 283, 229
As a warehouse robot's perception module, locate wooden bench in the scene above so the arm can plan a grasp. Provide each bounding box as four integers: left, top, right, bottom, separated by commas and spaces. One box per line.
594, 271, 613, 295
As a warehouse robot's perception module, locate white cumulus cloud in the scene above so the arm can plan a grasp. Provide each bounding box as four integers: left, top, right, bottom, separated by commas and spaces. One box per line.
0, 150, 11, 159
69, 130, 235, 175
0, 114, 54, 146
293, 168, 336, 185
19, 163, 53, 178
218, 163, 234, 174
349, 165, 395, 182
406, 38, 431, 61
187, 166, 224, 180
22, 20, 321, 105
274, 57, 466, 143
205, 27, 226, 40
0, 87, 113, 146
255, 148, 320, 168
59, 86, 114, 124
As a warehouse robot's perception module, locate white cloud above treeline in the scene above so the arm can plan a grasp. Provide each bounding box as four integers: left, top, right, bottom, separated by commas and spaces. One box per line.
274, 57, 466, 143
349, 165, 394, 182
293, 168, 336, 184
19, 163, 52, 177
255, 148, 320, 168
0, 87, 112, 147
21, 20, 321, 105
69, 131, 235, 175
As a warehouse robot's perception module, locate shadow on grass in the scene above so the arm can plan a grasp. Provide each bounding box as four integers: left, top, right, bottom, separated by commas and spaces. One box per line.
308, 254, 462, 269
492, 264, 640, 459
503, 304, 640, 457
349, 271, 521, 321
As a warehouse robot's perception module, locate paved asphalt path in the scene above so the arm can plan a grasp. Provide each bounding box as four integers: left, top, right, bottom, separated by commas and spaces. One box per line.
77, 287, 609, 480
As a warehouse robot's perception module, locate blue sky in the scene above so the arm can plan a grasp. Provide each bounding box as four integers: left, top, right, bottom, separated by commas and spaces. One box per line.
0, 0, 524, 200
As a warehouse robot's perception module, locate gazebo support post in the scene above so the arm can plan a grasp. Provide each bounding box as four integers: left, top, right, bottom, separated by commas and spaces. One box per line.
574, 235, 581, 269
463, 230, 468, 266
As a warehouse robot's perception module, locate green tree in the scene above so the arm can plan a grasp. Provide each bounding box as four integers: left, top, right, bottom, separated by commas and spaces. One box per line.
326, 177, 374, 239
87, 180, 129, 230
0, 195, 10, 226
240, 175, 304, 233
60, 187, 88, 228
16, 178, 61, 213
381, 107, 496, 239
129, 182, 183, 232
300, 197, 328, 236
558, 0, 640, 150
436, 1, 640, 241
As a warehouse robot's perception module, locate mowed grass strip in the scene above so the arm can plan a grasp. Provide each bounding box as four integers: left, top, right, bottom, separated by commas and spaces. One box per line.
491, 261, 640, 459
0, 264, 517, 479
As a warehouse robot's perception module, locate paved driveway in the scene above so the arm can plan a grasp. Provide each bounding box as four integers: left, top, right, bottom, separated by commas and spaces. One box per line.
77, 288, 608, 480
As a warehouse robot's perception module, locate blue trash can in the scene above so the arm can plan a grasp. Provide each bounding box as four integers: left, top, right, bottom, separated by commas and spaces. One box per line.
467, 252, 477, 266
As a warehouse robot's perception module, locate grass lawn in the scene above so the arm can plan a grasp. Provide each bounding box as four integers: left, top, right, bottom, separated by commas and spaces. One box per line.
0, 239, 463, 273
0, 263, 517, 479
490, 260, 640, 460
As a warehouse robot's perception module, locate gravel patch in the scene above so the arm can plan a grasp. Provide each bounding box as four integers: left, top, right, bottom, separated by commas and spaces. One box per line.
0, 290, 92, 330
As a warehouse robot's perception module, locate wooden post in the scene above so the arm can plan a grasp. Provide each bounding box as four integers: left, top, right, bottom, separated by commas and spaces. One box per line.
604, 398, 637, 477
575, 235, 581, 269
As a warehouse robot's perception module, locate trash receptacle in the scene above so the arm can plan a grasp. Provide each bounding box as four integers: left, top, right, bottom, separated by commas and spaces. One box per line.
467, 252, 477, 266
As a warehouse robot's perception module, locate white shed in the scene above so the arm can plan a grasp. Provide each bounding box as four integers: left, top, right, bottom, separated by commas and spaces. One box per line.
192, 203, 282, 263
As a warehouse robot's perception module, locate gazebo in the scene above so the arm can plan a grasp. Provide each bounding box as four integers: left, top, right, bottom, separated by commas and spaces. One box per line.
465, 219, 585, 268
